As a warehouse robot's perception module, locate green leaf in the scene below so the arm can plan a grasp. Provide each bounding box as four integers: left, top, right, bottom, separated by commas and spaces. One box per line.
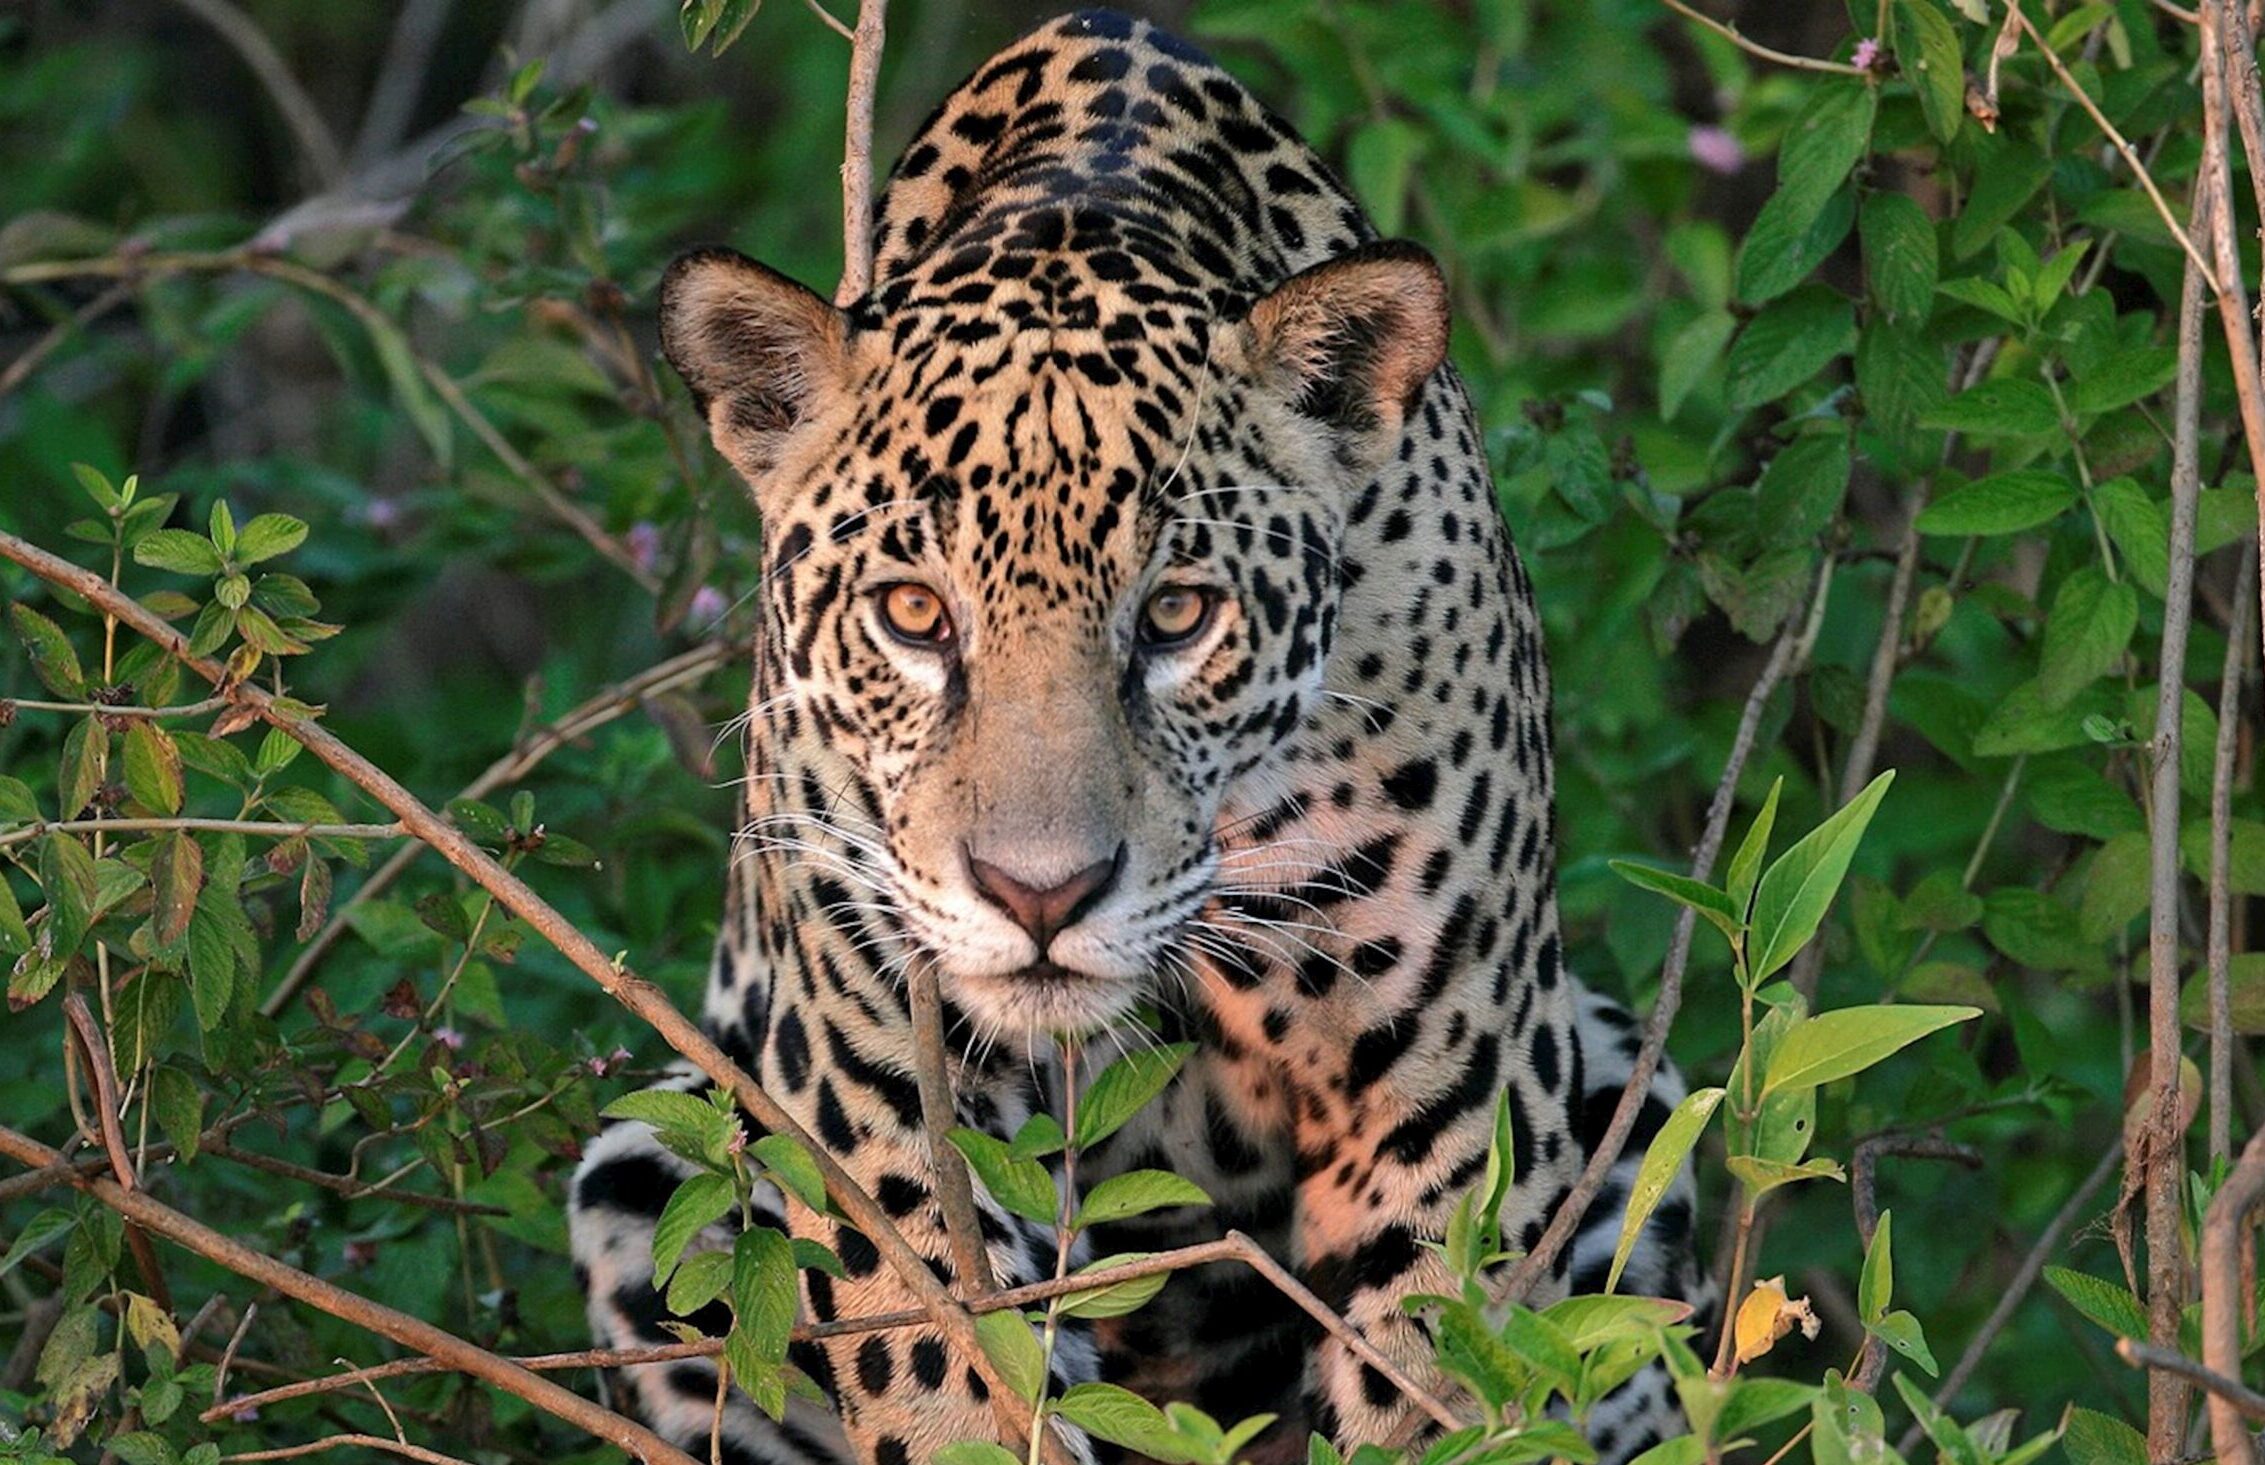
1608, 1086, 1722, 1293
134, 529, 224, 577
731, 1225, 798, 1365
122, 720, 183, 815
1867, 1308, 1938, 1375
1762, 1003, 1980, 1095
2069, 347, 2178, 414
363, 315, 454, 468
2037, 568, 2138, 707
1915, 470, 2076, 536
2094, 478, 2171, 599
1776, 82, 1877, 224
0, 866, 29, 957
2063, 1407, 2149, 1465
148, 830, 203, 948
1755, 435, 1851, 547
1659, 309, 1737, 421
1609, 861, 1739, 947
148, 1065, 206, 1163
751, 1133, 830, 1216
233, 513, 308, 565
40, 831, 100, 956
948, 1127, 1059, 1225
1747, 770, 1894, 983
1859, 191, 1938, 325
935, 1445, 1024, 1465
447, 798, 512, 846
973, 1309, 1048, 1404
1918, 379, 2059, 436
1074, 1169, 1211, 1228
1983, 886, 2102, 972
1951, 138, 2052, 258
9, 602, 85, 698
1936, 275, 2026, 325
1724, 777, 1785, 918
1053, 1382, 1207, 1465
59, 714, 106, 819
1724, 1154, 1845, 1197
1058, 1253, 1173, 1320
1894, 0, 1966, 141
1009, 1111, 1067, 1161
1725, 287, 1856, 410
2081, 830, 2152, 941
1074, 1041, 1192, 1149
651, 1171, 735, 1284
1857, 1210, 1893, 1322
1736, 183, 1856, 307
105, 1432, 177, 1465
665, 1247, 733, 1317
0, 775, 39, 829
2043, 1265, 2148, 1339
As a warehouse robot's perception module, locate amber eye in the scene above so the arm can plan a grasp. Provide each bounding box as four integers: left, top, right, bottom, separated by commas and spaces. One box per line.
877, 583, 952, 645
1139, 586, 1217, 647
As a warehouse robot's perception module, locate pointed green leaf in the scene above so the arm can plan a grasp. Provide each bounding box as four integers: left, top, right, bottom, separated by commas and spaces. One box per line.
948, 1126, 1059, 1225
1747, 770, 1894, 983
973, 1309, 1047, 1404
1074, 1041, 1192, 1149
1608, 1086, 1722, 1293
650, 1171, 735, 1283
1074, 1169, 1210, 1228
1761, 1003, 1979, 1095
9, 602, 85, 697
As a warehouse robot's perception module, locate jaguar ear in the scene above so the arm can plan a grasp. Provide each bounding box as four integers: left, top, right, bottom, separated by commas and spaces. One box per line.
659, 247, 847, 488
1235, 240, 1450, 459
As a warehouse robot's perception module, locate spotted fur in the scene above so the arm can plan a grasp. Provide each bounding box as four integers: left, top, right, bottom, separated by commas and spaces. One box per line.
570, 12, 1701, 1464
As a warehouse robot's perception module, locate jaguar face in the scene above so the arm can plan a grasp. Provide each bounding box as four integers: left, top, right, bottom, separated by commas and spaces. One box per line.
661, 239, 1447, 1034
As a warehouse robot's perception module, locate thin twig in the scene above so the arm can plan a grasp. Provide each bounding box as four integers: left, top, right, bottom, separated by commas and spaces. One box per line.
2198, 1129, 2265, 1460
0, 817, 404, 852
2119, 1337, 2265, 1425
834, 0, 889, 306
1658, 0, 1869, 75
803, 0, 856, 41
1848, 1137, 1981, 1392
0, 283, 133, 400
2011, 1, 2218, 289
263, 638, 734, 1016
222, 1434, 474, 1465
2137, 115, 2213, 1460
0, 528, 1050, 1460
1, 695, 234, 719
215, 1302, 259, 1407
2197, 0, 2265, 657
2209, 543, 2257, 1163
0, 1124, 697, 1465
199, 1139, 510, 1217
1505, 559, 1833, 1302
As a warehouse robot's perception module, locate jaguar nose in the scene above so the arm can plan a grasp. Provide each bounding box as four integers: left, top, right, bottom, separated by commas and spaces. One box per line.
965, 844, 1125, 953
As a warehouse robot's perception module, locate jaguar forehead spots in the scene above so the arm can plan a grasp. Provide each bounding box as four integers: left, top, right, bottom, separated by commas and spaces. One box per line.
571, 11, 1703, 1465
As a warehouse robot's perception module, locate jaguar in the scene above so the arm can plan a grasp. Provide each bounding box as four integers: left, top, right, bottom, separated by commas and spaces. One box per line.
570, 11, 1701, 1464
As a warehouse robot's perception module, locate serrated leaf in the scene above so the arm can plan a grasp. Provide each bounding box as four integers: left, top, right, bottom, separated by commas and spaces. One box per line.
665, 1247, 732, 1317
751, 1133, 830, 1215
133, 530, 224, 577
948, 1127, 1058, 1224
1608, 1086, 1722, 1293
149, 830, 203, 947
122, 721, 183, 815
1660, 309, 1737, 421
448, 798, 512, 846
39, 831, 99, 956
1894, 0, 1966, 141
148, 1065, 206, 1163
1755, 435, 1852, 547
9, 602, 85, 697
651, 1171, 735, 1284
2069, 347, 2178, 414
1726, 287, 1856, 410
731, 1225, 798, 1369
1919, 378, 2059, 435
2043, 1264, 2148, 1339
1916, 470, 2075, 535
2038, 568, 2137, 707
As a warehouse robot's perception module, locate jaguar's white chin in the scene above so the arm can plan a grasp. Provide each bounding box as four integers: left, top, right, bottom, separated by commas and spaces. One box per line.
940, 960, 1147, 1039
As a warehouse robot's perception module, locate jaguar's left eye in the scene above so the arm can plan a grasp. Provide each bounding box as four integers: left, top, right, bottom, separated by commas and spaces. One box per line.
1138, 586, 1218, 648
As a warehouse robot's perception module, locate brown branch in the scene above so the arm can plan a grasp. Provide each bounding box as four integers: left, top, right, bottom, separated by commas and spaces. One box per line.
2136, 96, 2215, 1460
62, 991, 175, 1317
0, 528, 1048, 1460
905, 959, 996, 1295
2210, 543, 2257, 1162
263, 639, 733, 1017
0, 817, 403, 853
2200, 1129, 2265, 1462
0, 1124, 698, 1465
2, 694, 234, 719
206, 1230, 1466, 1435
1657, 0, 1869, 75
2119, 1337, 2265, 1425
1504, 559, 1833, 1303
2196, 1, 2265, 594
834, 0, 888, 306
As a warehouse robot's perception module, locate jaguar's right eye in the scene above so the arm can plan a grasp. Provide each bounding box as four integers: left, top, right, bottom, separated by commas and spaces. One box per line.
876, 583, 953, 646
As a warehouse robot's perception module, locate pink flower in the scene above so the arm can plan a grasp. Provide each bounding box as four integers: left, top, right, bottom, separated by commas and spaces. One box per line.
587, 1046, 633, 1078
1852, 36, 1882, 70
362, 498, 403, 531
627, 521, 662, 571
1687, 125, 1745, 176
688, 584, 730, 627
343, 1240, 378, 1269
433, 1026, 466, 1052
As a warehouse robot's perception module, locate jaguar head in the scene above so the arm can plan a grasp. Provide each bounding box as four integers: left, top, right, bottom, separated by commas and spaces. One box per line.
661, 238, 1447, 1034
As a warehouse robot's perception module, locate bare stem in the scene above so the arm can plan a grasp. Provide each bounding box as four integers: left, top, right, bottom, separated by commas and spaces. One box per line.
834, 0, 889, 305
2198, 1129, 2265, 1461
0, 817, 403, 852
1658, 0, 1869, 75
2209, 544, 2256, 1162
